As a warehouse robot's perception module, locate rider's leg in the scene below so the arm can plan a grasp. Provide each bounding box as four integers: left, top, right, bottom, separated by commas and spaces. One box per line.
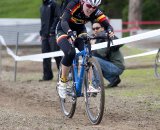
57, 33, 76, 77
60, 45, 75, 81
61, 64, 70, 82
56, 35, 76, 98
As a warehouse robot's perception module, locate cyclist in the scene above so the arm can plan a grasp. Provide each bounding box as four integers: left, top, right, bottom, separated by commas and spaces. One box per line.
56, 0, 114, 98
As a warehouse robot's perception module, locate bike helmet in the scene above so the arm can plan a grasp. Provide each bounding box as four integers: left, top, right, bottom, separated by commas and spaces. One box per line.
83, 0, 101, 7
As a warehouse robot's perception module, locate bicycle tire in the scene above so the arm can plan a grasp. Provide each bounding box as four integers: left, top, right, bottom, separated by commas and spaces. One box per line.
154, 49, 160, 79
57, 65, 77, 118
84, 57, 105, 125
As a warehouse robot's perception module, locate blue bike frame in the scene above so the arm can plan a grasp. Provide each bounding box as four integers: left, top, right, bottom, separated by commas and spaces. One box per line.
72, 44, 90, 97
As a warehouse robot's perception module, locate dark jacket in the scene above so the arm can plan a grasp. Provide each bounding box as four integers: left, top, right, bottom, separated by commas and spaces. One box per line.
40, 0, 60, 37
93, 31, 125, 70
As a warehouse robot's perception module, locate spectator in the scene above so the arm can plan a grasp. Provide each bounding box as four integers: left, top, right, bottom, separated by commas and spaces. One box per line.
91, 22, 125, 88
40, 0, 62, 81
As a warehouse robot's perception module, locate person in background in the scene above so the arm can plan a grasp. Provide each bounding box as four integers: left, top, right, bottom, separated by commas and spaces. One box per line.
91, 22, 125, 88
40, 0, 62, 81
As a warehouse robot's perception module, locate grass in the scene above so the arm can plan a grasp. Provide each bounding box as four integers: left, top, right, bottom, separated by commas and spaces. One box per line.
0, 0, 41, 18
121, 45, 144, 56
120, 45, 157, 69
105, 68, 160, 99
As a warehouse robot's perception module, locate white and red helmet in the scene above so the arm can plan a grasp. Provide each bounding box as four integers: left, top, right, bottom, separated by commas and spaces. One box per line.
83, 0, 101, 7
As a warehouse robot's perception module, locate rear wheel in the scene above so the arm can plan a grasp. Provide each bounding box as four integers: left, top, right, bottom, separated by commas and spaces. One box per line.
155, 49, 160, 79
84, 57, 105, 125
57, 65, 77, 118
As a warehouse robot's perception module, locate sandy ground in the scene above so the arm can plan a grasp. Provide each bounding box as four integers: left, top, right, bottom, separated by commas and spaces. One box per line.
0, 47, 160, 130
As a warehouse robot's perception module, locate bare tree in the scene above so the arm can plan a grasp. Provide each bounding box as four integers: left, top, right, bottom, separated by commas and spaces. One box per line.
128, 0, 142, 30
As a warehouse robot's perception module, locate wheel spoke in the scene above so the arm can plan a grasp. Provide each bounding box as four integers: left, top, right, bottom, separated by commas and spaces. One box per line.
84, 57, 105, 125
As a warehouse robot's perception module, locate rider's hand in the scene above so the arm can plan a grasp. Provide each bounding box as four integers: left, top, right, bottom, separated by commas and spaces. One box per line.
107, 29, 115, 39
67, 31, 77, 42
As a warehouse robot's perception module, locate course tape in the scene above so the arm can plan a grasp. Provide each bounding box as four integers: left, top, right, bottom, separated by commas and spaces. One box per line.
0, 29, 160, 62
91, 29, 160, 50
124, 50, 158, 59
123, 21, 160, 25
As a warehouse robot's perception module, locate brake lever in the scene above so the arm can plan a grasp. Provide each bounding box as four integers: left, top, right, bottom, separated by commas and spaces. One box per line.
106, 31, 114, 46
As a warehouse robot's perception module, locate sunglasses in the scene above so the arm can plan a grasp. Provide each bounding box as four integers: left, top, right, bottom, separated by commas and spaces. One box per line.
92, 27, 101, 30
86, 4, 97, 9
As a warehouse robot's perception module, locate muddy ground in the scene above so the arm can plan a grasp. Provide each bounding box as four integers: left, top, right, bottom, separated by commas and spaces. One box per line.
0, 47, 160, 130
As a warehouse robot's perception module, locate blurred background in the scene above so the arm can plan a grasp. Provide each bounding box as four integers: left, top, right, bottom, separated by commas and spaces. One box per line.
0, 0, 160, 80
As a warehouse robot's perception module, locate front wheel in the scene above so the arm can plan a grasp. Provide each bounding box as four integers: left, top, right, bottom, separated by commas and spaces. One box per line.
84, 57, 105, 125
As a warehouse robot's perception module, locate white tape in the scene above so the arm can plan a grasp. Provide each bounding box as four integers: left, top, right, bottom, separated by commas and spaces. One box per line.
124, 50, 158, 59
0, 35, 20, 61
0, 29, 160, 62
91, 29, 160, 50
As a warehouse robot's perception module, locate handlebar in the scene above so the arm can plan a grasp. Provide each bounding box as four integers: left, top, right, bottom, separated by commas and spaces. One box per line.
81, 35, 113, 45
68, 32, 114, 47
67, 33, 114, 55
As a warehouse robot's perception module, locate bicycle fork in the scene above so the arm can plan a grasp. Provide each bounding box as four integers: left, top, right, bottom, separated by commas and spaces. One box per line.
73, 58, 86, 97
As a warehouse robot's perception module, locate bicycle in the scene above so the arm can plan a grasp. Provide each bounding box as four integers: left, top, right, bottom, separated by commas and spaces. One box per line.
56, 34, 109, 125
154, 48, 160, 79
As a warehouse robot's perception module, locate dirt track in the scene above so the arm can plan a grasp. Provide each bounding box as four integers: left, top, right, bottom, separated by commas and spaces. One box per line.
1, 77, 160, 130
0, 48, 160, 130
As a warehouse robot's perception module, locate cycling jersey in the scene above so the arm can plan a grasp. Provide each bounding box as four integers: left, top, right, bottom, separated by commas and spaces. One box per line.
56, 0, 113, 67
57, 0, 113, 35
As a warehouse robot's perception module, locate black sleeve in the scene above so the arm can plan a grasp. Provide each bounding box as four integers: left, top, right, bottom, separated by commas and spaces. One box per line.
50, 2, 60, 35
101, 20, 113, 32
60, 1, 77, 34
39, 6, 43, 36
93, 9, 113, 32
